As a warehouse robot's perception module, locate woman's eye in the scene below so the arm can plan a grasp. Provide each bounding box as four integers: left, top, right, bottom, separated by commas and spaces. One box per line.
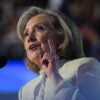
24, 32, 29, 37
35, 25, 46, 31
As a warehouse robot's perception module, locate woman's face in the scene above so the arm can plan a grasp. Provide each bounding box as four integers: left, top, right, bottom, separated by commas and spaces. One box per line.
23, 14, 60, 68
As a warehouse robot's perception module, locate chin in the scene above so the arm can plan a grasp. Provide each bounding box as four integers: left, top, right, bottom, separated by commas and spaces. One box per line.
32, 54, 38, 60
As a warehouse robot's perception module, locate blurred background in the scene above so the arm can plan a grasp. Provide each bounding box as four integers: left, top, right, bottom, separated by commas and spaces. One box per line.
0, 0, 100, 100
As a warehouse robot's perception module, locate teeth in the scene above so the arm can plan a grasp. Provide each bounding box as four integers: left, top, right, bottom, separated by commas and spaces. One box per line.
29, 44, 39, 50
30, 45, 35, 49
30, 45, 34, 49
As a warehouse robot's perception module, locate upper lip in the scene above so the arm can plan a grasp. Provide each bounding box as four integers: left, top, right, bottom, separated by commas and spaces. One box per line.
29, 43, 40, 50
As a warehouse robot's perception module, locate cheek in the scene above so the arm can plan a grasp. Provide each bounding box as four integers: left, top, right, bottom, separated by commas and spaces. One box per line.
37, 34, 49, 43
24, 43, 30, 59
24, 43, 28, 52
26, 48, 39, 64
37, 35, 49, 51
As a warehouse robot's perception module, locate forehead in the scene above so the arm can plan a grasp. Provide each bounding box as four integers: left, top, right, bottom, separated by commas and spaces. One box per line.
26, 14, 51, 27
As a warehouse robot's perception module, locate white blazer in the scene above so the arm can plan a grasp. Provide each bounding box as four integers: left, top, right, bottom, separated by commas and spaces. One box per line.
18, 57, 100, 100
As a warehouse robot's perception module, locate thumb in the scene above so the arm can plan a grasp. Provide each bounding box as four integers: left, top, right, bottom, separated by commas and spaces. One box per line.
41, 59, 48, 70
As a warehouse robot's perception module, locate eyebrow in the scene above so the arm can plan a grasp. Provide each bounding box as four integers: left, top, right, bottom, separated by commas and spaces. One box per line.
24, 23, 35, 34
24, 22, 52, 34
23, 23, 42, 35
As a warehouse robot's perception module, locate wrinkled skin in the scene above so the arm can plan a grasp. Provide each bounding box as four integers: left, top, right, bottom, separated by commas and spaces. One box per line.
24, 14, 63, 86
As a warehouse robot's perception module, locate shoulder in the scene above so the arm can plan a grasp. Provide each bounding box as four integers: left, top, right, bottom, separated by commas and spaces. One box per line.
19, 75, 41, 98
23, 77, 39, 89
76, 58, 100, 100
58, 57, 100, 78
77, 57, 100, 76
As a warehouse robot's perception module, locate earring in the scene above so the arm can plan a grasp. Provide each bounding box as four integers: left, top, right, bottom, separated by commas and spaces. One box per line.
58, 32, 62, 34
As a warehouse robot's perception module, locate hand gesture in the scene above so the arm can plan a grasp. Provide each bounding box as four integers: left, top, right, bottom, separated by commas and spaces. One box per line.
41, 39, 59, 77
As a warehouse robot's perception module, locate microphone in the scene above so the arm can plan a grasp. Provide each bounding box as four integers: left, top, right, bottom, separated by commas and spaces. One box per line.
0, 56, 7, 69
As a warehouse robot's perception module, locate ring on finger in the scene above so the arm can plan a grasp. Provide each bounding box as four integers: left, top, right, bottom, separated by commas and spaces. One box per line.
47, 53, 53, 58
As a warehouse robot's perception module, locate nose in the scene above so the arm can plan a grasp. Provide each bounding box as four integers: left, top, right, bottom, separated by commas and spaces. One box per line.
28, 33, 36, 42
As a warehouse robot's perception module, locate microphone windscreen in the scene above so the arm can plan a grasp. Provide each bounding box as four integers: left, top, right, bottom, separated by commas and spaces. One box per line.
0, 56, 7, 68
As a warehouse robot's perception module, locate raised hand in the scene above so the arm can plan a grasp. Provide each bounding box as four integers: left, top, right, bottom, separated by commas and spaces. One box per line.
41, 39, 63, 86
41, 39, 59, 77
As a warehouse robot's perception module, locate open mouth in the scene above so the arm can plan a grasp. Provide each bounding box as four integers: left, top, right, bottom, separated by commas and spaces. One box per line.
29, 43, 40, 51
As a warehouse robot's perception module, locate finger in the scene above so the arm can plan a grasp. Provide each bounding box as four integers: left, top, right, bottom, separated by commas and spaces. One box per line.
38, 47, 44, 65
48, 39, 56, 55
41, 53, 50, 69
42, 52, 52, 60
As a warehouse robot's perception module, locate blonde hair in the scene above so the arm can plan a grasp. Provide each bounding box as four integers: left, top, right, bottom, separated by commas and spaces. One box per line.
17, 6, 85, 73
